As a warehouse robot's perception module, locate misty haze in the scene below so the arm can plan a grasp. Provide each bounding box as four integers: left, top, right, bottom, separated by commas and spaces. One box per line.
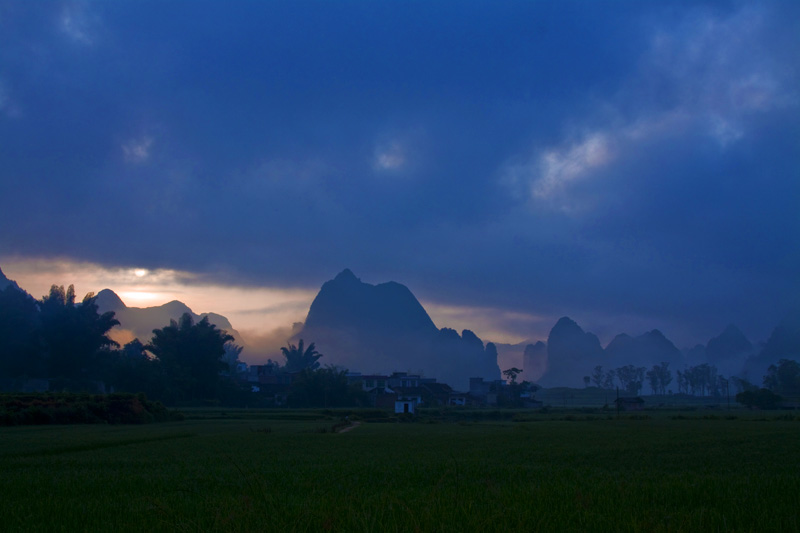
1, 1, 798, 531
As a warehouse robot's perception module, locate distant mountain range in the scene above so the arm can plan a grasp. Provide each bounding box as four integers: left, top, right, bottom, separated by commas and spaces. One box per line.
1, 266, 243, 348
296, 271, 799, 388
503, 315, 800, 388
94, 289, 243, 346
298, 269, 500, 390
2, 264, 799, 388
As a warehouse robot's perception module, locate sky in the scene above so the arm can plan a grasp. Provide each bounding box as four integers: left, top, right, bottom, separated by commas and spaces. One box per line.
1, 1, 798, 355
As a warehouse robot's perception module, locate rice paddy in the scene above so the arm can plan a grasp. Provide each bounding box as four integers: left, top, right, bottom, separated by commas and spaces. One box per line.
0, 409, 797, 532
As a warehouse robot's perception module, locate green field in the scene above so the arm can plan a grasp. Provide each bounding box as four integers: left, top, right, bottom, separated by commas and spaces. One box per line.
1, 409, 798, 532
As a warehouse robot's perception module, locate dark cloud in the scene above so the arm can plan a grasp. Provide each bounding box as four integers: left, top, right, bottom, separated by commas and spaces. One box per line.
0, 1, 797, 346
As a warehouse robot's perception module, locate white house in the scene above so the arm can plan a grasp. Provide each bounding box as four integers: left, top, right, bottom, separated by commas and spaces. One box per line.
395, 399, 417, 414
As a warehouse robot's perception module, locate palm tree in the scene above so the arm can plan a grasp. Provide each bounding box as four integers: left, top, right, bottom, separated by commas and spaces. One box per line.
39, 285, 120, 380
281, 339, 323, 372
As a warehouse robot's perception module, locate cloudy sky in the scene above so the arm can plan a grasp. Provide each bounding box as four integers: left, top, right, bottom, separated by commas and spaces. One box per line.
1, 1, 798, 353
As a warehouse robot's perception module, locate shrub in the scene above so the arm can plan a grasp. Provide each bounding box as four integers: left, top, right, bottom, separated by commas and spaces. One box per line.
735, 389, 782, 410
0, 393, 182, 426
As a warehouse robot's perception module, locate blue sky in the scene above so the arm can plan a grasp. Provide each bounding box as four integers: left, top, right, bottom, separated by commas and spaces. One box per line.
1, 1, 798, 350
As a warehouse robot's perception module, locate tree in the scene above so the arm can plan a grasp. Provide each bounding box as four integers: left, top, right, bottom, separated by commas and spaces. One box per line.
676, 369, 687, 394
731, 376, 756, 394
764, 359, 800, 397
683, 363, 718, 396
503, 367, 522, 385
0, 285, 42, 377
603, 369, 615, 390
658, 362, 673, 395
646, 367, 659, 395
221, 343, 244, 376
615, 365, 646, 395
287, 366, 365, 408
583, 376, 590, 388
281, 339, 323, 372
497, 371, 538, 408
108, 341, 166, 401
736, 388, 782, 410
39, 285, 119, 382
121, 339, 147, 359
646, 362, 672, 395
146, 313, 234, 403
591, 365, 604, 388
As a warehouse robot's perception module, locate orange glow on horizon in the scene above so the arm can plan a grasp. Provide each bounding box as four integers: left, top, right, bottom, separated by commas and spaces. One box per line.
1, 257, 540, 351
117, 291, 168, 304
0, 257, 316, 334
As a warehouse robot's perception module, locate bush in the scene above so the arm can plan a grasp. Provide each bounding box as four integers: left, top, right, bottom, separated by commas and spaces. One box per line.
0, 393, 182, 426
735, 389, 782, 410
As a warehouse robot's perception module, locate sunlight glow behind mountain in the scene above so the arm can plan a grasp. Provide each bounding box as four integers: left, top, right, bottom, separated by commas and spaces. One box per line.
1, 258, 536, 353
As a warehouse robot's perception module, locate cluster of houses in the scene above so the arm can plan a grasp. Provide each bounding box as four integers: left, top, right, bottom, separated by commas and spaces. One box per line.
240, 364, 549, 412
348, 372, 466, 414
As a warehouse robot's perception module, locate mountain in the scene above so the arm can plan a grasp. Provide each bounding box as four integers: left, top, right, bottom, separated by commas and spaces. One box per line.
522, 341, 547, 382
758, 312, 800, 361
605, 330, 683, 370
95, 289, 243, 346
683, 344, 707, 367
534, 319, 684, 387
538, 317, 603, 388
304, 269, 437, 335
95, 288, 126, 311
298, 269, 500, 389
707, 325, 753, 361
704, 324, 753, 376
0, 267, 21, 292
490, 340, 528, 378
604, 333, 636, 365
742, 312, 800, 381
491, 338, 553, 382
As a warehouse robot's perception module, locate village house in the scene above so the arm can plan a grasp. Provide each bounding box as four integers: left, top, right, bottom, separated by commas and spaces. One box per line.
244, 363, 292, 406
615, 397, 645, 411
395, 398, 417, 414
356, 374, 392, 392
347, 371, 470, 410
246, 361, 291, 385
469, 377, 505, 406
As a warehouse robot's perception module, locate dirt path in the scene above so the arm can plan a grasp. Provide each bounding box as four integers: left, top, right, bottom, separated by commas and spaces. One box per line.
337, 421, 362, 433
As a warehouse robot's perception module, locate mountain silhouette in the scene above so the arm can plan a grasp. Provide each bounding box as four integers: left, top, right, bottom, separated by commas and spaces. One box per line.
538, 317, 603, 387
704, 324, 753, 376
707, 325, 753, 361
298, 269, 500, 389
304, 268, 437, 335
604, 333, 636, 362
0, 267, 21, 292
758, 312, 800, 361
742, 311, 800, 381
95, 289, 242, 345
95, 288, 126, 311
522, 341, 547, 382
605, 329, 683, 369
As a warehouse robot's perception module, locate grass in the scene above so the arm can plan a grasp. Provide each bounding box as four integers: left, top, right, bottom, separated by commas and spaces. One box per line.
0, 409, 798, 531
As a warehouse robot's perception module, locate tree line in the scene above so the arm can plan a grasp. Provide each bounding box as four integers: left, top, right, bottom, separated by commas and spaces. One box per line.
0, 284, 244, 405
734, 359, 800, 409
0, 284, 119, 386
3, 282, 798, 409
0, 283, 370, 407
587, 359, 800, 408
589, 364, 672, 396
